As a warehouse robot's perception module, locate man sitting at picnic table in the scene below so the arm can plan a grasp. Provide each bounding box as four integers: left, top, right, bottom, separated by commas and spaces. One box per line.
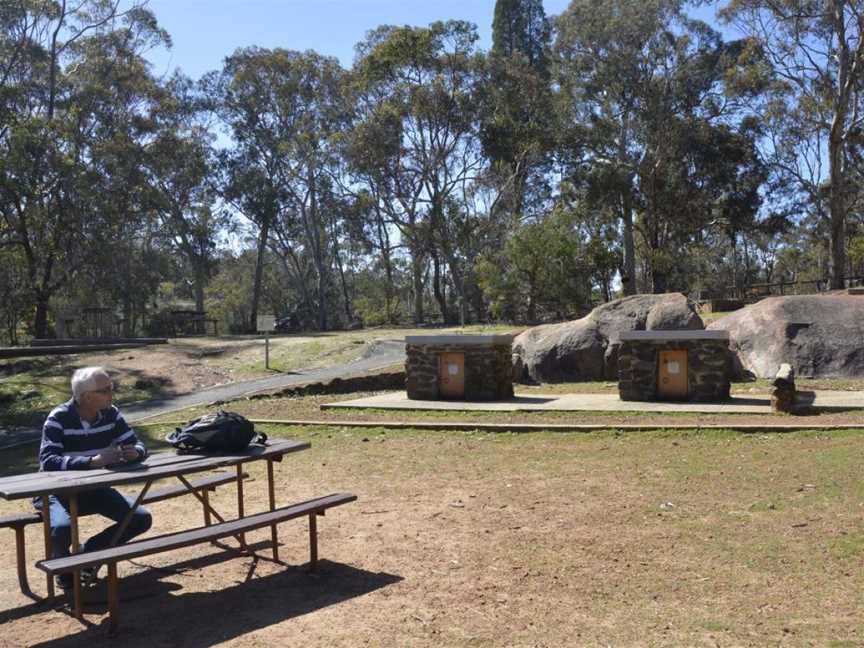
34, 366, 152, 591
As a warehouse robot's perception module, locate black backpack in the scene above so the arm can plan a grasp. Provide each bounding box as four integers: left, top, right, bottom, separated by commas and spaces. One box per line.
166, 411, 267, 453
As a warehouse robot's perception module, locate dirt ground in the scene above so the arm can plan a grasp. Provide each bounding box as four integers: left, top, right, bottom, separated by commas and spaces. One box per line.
1, 425, 863, 647
81, 336, 324, 395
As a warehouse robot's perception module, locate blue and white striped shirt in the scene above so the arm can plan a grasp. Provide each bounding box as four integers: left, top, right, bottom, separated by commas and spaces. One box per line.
38, 399, 147, 471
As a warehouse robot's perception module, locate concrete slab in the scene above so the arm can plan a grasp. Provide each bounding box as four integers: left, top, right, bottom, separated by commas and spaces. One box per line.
322, 390, 864, 414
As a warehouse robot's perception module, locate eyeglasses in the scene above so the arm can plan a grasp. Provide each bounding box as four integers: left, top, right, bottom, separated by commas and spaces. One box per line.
90, 384, 114, 395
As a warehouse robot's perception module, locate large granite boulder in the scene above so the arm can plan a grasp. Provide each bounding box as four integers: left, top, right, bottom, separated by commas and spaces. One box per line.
707, 295, 864, 378
512, 293, 703, 383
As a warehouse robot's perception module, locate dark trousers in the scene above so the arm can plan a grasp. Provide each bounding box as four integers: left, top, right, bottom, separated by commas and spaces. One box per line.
33, 488, 152, 560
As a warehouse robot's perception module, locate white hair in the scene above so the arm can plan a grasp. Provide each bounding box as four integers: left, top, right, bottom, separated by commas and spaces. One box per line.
71, 366, 111, 401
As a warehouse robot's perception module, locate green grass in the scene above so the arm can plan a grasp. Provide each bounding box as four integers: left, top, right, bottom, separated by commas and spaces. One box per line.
516, 381, 619, 394
732, 376, 864, 393
827, 532, 864, 560
0, 359, 165, 428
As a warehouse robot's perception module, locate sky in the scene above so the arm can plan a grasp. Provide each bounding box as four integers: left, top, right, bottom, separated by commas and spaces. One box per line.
143, 0, 726, 80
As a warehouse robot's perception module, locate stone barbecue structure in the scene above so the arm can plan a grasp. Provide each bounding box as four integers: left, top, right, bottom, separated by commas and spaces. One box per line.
405, 335, 514, 401
617, 330, 731, 402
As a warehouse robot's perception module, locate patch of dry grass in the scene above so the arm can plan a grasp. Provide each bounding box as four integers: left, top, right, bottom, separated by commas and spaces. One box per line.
2, 424, 862, 646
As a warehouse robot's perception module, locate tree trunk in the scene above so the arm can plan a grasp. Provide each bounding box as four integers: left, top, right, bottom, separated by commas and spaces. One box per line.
122, 295, 133, 337
250, 219, 270, 333
34, 293, 50, 339
828, 137, 847, 289
316, 270, 327, 331
729, 231, 739, 296
335, 253, 353, 325
432, 254, 448, 323
411, 250, 425, 325
384, 255, 395, 324
194, 266, 206, 313
621, 190, 637, 296
826, 0, 854, 290
331, 228, 353, 325
376, 215, 395, 323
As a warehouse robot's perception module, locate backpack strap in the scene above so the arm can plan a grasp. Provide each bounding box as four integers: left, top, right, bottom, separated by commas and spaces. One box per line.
165, 428, 203, 453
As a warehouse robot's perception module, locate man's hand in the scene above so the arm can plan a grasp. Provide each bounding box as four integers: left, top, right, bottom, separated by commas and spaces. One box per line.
90, 444, 125, 468
119, 444, 140, 462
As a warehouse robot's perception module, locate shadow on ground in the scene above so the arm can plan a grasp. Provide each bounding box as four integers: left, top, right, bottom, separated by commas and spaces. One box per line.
508, 396, 557, 404
22, 547, 400, 648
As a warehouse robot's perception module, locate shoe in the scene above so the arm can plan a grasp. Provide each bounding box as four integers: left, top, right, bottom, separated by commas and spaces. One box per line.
55, 567, 99, 591
81, 566, 99, 587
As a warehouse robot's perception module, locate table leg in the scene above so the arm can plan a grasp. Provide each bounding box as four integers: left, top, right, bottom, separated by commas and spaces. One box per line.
308, 512, 318, 571
14, 525, 35, 599
267, 459, 279, 561
69, 494, 82, 620
175, 475, 247, 549
107, 480, 152, 548
107, 562, 119, 634
236, 464, 246, 551
202, 489, 212, 527
41, 495, 54, 600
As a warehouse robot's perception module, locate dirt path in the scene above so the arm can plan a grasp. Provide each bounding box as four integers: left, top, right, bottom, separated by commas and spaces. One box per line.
122, 340, 405, 422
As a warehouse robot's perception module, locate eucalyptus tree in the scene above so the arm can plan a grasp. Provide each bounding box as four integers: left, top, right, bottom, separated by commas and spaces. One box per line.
147, 74, 226, 313
348, 21, 487, 323
554, 0, 763, 293
483, 0, 554, 224
0, 0, 168, 337
207, 48, 346, 331
205, 49, 286, 331
553, 0, 665, 294
476, 205, 598, 322
263, 50, 346, 331
721, 0, 864, 289
0, 247, 30, 344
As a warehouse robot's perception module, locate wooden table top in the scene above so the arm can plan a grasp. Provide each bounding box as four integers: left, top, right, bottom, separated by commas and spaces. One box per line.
0, 439, 310, 500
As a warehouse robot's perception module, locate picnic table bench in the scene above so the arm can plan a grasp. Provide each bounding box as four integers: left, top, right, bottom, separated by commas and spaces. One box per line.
0, 470, 248, 597
0, 439, 356, 633
38, 492, 356, 631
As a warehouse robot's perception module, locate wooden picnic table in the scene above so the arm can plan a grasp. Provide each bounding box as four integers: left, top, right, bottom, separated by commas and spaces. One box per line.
0, 439, 310, 621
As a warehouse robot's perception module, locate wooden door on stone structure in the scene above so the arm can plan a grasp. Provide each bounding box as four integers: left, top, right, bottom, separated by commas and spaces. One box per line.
439, 353, 465, 399
658, 350, 688, 399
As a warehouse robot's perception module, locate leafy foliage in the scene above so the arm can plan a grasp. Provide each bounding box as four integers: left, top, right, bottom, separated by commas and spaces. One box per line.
0, 2, 859, 343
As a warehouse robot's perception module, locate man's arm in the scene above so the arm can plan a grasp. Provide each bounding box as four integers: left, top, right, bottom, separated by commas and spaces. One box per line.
38, 417, 91, 471
112, 411, 147, 461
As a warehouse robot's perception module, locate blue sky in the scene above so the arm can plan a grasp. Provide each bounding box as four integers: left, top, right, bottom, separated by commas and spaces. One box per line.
143, 1, 726, 80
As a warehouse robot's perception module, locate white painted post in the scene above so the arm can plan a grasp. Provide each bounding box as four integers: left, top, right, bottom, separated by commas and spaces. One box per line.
257, 315, 276, 370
